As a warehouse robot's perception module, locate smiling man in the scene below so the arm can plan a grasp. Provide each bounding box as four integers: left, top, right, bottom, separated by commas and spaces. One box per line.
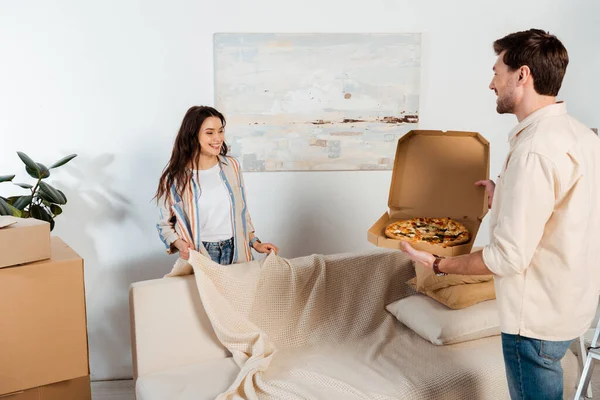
401, 29, 600, 400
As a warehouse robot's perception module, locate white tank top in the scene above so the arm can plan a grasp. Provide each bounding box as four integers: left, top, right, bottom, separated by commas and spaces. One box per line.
196, 163, 234, 242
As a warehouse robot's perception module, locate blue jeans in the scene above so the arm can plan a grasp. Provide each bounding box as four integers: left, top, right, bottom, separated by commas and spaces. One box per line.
202, 237, 234, 265
501, 333, 573, 400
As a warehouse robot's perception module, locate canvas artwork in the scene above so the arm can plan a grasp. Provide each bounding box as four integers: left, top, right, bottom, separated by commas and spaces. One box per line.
214, 33, 422, 171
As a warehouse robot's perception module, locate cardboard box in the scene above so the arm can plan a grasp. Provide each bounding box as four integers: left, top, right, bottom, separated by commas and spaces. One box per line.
0, 216, 51, 268
0, 237, 89, 395
0, 376, 91, 400
368, 130, 490, 256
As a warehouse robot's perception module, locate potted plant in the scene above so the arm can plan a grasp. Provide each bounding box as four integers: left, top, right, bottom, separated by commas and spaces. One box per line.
0, 152, 77, 231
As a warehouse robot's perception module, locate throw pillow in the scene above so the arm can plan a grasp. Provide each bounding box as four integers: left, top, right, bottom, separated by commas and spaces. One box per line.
386, 293, 500, 345
407, 277, 496, 310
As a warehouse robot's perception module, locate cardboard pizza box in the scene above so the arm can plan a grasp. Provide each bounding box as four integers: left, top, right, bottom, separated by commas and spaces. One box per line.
0, 237, 89, 396
367, 130, 490, 257
0, 216, 51, 268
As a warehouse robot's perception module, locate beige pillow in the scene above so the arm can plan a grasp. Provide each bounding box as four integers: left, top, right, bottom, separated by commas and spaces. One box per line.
413, 262, 493, 292
386, 294, 500, 345
407, 277, 495, 310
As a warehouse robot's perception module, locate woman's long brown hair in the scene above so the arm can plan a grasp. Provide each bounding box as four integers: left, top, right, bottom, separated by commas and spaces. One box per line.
155, 106, 228, 203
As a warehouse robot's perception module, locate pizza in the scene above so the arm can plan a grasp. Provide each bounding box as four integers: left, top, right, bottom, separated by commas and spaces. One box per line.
384, 217, 470, 248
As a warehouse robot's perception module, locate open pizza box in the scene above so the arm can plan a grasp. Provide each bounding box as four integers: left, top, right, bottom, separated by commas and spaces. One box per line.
367, 130, 490, 257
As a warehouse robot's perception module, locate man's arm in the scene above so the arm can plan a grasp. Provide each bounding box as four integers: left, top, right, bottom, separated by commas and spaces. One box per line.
438, 250, 492, 275
481, 153, 556, 277
400, 242, 492, 275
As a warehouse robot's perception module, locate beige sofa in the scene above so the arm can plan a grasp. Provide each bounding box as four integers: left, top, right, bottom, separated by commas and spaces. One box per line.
129, 252, 579, 400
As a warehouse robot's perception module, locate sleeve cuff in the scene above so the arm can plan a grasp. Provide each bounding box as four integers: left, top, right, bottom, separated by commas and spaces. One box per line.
165, 233, 180, 254
482, 244, 502, 276
483, 243, 527, 277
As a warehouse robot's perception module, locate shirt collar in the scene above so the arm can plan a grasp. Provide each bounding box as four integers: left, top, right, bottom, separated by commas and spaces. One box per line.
186, 155, 229, 174
217, 155, 229, 165
508, 102, 567, 143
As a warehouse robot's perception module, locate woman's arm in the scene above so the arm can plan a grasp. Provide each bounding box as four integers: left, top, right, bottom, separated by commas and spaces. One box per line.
156, 195, 181, 254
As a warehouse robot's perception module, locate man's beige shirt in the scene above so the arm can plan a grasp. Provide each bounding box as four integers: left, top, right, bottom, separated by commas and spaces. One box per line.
483, 102, 600, 341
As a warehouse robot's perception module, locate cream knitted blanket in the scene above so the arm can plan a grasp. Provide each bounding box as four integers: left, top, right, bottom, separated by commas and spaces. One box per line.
185, 249, 576, 399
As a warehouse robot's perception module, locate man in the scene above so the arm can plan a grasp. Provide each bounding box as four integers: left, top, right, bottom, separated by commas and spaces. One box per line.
401, 29, 600, 400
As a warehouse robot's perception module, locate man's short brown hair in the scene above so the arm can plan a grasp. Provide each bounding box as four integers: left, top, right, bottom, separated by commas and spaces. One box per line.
494, 29, 569, 97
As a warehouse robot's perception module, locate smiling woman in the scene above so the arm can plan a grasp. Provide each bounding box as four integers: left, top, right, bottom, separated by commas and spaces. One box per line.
154, 106, 278, 265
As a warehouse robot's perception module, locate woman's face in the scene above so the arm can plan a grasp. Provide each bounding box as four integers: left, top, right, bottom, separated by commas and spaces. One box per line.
198, 116, 225, 157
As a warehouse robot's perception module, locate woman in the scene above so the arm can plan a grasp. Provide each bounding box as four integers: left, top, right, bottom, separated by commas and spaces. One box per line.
155, 106, 278, 265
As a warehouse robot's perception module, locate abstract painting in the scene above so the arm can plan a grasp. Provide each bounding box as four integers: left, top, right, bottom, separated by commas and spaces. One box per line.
214, 33, 421, 171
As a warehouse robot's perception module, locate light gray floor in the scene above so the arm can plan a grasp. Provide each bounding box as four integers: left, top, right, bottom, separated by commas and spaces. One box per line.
90, 366, 600, 400
91, 379, 135, 400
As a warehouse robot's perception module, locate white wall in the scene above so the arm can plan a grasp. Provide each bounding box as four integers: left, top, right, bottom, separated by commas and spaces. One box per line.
1, 0, 598, 380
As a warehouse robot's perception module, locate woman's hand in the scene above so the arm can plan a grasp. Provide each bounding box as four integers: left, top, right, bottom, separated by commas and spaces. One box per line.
253, 242, 279, 255
173, 239, 193, 260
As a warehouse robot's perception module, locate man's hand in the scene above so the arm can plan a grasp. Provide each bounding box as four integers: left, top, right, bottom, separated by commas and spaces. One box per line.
475, 180, 496, 209
173, 239, 193, 260
400, 242, 435, 269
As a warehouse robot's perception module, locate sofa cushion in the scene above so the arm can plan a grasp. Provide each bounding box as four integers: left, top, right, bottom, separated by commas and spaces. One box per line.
407, 276, 496, 309
136, 357, 238, 400
386, 293, 500, 345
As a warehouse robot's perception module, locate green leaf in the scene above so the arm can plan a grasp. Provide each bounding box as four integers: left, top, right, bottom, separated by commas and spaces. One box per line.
0, 198, 12, 215
24, 163, 49, 179
0, 197, 22, 217
13, 195, 32, 210
29, 204, 54, 230
38, 181, 67, 205
29, 204, 50, 220
13, 182, 33, 189
17, 152, 40, 176
0, 175, 15, 183
6, 196, 18, 205
42, 200, 63, 217
6, 196, 30, 207
37, 163, 50, 179
38, 191, 53, 204
50, 204, 63, 217
50, 154, 77, 169
25, 166, 39, 179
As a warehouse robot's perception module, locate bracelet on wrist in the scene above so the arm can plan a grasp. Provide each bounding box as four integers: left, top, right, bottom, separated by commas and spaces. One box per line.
250, 237, 261, 248
432, 255, 447, 276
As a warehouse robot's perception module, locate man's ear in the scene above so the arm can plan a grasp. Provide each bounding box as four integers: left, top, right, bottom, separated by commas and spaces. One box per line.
518, 66, 531, 85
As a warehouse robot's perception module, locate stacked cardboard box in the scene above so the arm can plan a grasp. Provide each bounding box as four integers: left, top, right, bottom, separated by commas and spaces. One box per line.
0, 217, 51, 268
368, 130, 490, 256
0, 217, 91, 400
